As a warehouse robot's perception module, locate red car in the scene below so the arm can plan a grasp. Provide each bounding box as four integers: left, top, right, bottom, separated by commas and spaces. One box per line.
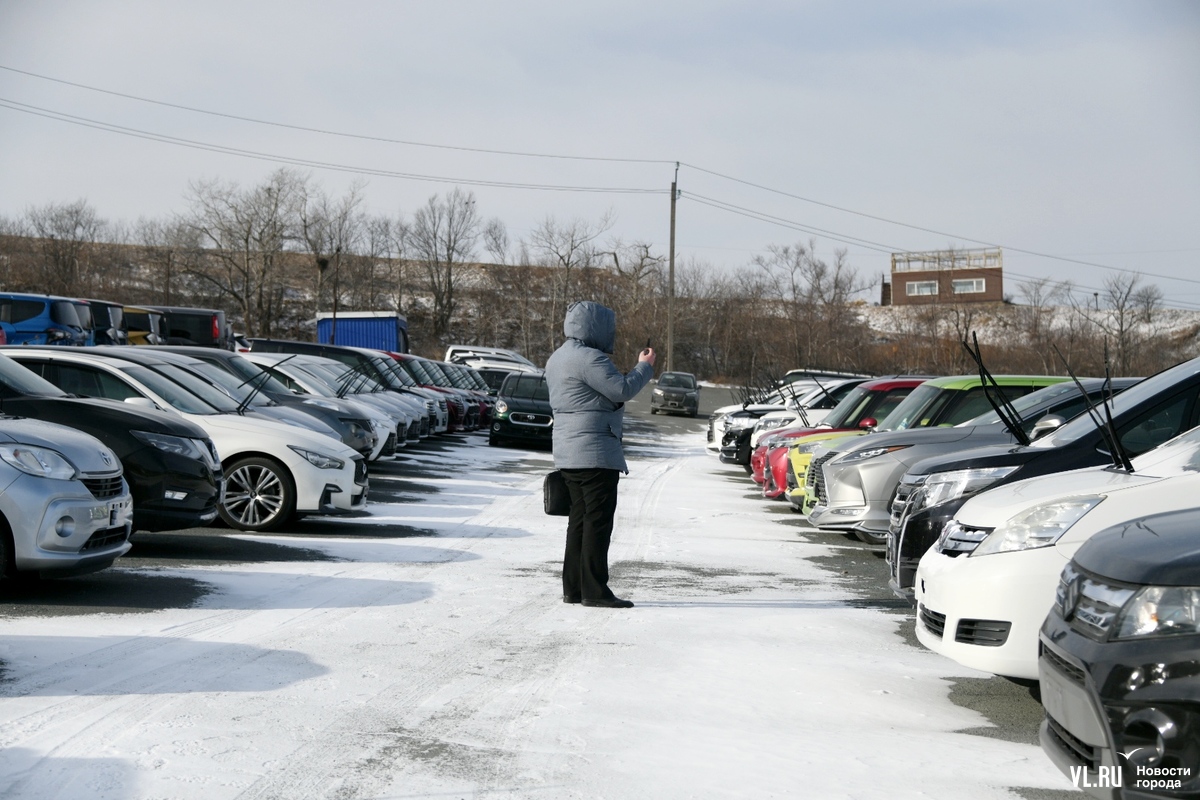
751, 377, 931, 499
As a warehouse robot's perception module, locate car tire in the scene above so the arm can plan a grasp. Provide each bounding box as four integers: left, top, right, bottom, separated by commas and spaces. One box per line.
489, 434, 504, 447
650, 408, 658, 415
855, 529, 888, 547
689, 410, 698, 418
219, 456, 296, 532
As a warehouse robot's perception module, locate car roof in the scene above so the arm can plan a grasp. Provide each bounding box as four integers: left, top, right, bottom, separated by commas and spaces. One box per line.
920, 374, 1068, 390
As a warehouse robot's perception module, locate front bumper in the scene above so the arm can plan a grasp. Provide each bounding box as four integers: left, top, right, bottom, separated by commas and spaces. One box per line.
914, 546, 1069, 680
651, 393, 697, 414
491, 415, 553, 443
888, 497, 966, 601
1, 474, 133, 574
1038, 612, 1200, 799
125, 446, 222, 532
295, 455, 368, 515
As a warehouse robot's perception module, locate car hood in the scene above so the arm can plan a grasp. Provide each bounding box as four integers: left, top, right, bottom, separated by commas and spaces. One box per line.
502, 397, 552, 415
197, 413, 359, 457
13, 397, 209, 439
839, 424, 993, 453
956, 463, 1167, 529
0, 416, 120, 473
1074, 506, 1200, 586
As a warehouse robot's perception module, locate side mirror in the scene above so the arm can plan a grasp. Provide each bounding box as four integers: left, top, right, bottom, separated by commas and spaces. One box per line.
1030, 414, 1066, 440
123, 396, 159, 409
858, 417, 878, 431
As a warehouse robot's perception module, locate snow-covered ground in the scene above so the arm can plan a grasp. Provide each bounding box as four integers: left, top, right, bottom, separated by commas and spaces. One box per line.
0, 431, 1074, 799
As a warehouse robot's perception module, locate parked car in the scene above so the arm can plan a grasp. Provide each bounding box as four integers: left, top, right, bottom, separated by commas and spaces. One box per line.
85, 299, 128, 345
651, 371, 701, 417
444, 345, 536, 367
0, 292, 87, 346
6, 347, 368, 531
124, 305, 167, 346
489, 371, 552, 448
806, 378, 1138, 543
67, 299, 97, 346
914, 423, 1200, 680
143, 305, 231, 349
158, 346, 387, 460
388, 352, 476, 432
243, 351, 421, 446
1038, 507, 1200, 798
0, 416, 133, 580
0, 351, 222, 532
467, 359, 541, 395
888, 355, 1200, 603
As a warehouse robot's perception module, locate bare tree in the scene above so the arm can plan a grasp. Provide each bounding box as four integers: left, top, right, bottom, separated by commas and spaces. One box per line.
299, 182, 365, 323
26, 199, 105, 295
409, 188, 481, 339
184, 169, 307, 336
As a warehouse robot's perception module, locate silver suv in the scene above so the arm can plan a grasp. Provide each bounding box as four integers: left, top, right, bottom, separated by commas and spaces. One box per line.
0, 417, 133, 580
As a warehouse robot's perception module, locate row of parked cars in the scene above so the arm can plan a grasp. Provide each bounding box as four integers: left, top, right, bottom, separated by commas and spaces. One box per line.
0, 291, 231, 348
711, 360, 1200, 797
0, 335, 548, 593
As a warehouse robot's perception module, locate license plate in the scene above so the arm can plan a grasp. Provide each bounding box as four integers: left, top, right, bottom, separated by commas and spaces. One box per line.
1039, 658, 1107, 745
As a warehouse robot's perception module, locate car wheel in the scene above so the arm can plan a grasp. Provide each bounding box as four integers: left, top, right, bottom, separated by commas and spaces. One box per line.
219, 456, 296, 532
489, 434, 503, 447
688, 409, 698, 418
650, 408, 658, 415
855, 529, 888, 547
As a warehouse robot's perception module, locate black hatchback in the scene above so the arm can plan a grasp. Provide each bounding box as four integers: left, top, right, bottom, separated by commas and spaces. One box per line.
489, 372, 552, 448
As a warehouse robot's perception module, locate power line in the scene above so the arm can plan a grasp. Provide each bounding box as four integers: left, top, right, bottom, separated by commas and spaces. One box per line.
0, 98, 666, 195
0, 64, 675, 166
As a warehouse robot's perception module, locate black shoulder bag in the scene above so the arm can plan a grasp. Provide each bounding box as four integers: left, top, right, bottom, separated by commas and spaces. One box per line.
544, 470, 571, 516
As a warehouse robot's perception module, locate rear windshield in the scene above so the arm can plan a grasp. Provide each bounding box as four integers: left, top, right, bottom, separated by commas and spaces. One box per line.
51, 301, 82, 328
502, 375, 549, 400
70, 303, 94, 330
166, 311, 218, 344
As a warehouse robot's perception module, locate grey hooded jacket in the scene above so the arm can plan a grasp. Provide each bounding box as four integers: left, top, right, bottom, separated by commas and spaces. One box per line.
545, 301, 653, 473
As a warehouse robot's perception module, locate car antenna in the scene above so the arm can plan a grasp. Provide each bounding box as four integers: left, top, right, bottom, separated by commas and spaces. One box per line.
1101, 341, 1135, 472
960, 333, 1030, 446
1051, 344, 1127, 471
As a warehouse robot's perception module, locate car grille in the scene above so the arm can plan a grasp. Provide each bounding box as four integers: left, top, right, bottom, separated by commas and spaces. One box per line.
889, 477, 923, 533
1042, 645, 1087, 686
82, 474, 124, 499
405, 422, 419, 441
888, 476, 928, 592
80, 526, 129, 552
419, 417, 430, 436
807, 451, 837, 504
918, 604, 946, 638
1045, 713, 1100, 772
353, 457, 368, 485
1059, 566, 1136, 642
510, 412, 552, 427
935, 520, 993, 557
955, 619, 1012, 647
381, 432, 397, 457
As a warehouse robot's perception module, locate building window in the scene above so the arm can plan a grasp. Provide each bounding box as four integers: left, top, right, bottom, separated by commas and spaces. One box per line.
952, 278, 986, 294
906, 280, 938, 296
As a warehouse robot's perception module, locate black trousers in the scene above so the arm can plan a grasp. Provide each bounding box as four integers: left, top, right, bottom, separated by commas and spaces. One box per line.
560, 468, 621, 601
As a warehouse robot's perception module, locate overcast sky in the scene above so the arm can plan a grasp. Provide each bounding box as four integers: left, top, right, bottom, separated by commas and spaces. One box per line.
1, 1, 1197, 307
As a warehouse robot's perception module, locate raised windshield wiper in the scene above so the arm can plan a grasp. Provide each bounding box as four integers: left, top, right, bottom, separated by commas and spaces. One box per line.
235, 371, 273, 414
1051, 344, 1132, 472
1101, 342, 1134, 472
961, 333, 1030, 446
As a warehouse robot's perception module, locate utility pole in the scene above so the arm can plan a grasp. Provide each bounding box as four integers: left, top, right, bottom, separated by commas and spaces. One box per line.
331, 246, 342, 344
668, 163, 678, 372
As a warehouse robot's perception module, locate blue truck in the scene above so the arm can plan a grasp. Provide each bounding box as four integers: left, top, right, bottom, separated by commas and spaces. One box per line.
316, 311, 409, 353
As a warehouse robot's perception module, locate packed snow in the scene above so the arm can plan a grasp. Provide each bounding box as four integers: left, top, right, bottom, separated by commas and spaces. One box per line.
0, 430, 1073, 799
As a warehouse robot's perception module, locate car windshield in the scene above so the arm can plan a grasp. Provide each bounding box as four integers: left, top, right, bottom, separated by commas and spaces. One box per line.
419, 360, 453, 387
1035, 357, 1200, 449
367, 357, 407, 390
659, 373, 696, 389
964, 382, 1086, 427
503, 375, 549, 400
71, 303, 94, 330
822, 385, 878, 428
187, 361, 274, 407
1130, 426, 1200, 474
281, 364, 338, 397
0, 354, 68, 398
313, 363, 386, 395
217, 355, 295, 397
874, 383, 948, 432
122, 365, 229, 415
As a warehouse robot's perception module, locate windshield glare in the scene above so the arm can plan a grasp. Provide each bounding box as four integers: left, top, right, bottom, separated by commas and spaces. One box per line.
874, 384, 945, 432
123, 365, 226, 414
0, 354, 68, 397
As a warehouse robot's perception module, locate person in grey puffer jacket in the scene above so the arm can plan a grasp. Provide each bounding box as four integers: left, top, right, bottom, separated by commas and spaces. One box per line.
545, 300, 655, 608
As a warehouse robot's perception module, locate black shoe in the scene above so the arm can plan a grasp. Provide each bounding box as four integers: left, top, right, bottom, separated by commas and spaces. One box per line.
581, 596, 634, 609
563, 595, 581, 604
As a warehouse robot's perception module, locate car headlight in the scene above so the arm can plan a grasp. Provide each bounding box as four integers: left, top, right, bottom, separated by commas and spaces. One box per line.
913, 466, 1020, 512
287, 446, 344, 470
653, 388, 664, 397
727, 416, 758, 430
131, 430, 206, 461
0, 443, 79, 480
338, 418, 371, 438
835, 445, 911, 465
686, 391, 698, 398
758, 418, 787, 431
790, 441, 827, 455
1115, 585, 1200, 639
495, 400, 509, 415
971, 496, 1103, 557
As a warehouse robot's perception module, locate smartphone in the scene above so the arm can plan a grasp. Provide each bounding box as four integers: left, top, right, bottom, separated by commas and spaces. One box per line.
645, 338, 652, 350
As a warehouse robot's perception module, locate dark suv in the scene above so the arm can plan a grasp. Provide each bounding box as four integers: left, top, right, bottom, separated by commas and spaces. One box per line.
489, 372, 552, 448
650, 372, 700, 417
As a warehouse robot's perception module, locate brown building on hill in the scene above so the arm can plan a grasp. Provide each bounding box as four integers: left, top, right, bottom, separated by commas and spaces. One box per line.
886, 247, 1003, 306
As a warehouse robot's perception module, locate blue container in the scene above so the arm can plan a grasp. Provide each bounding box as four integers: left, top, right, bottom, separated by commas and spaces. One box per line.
316, 312, 408, 353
